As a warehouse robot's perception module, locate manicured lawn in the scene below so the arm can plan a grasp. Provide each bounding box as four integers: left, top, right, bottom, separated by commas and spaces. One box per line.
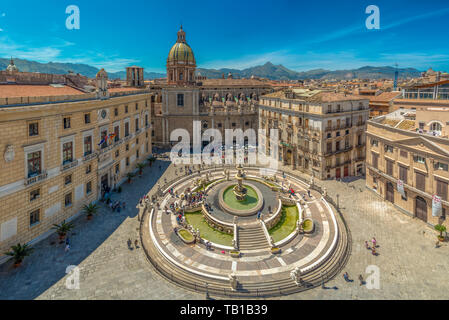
178, 229, 194, 242
223, 185, 259, 210
269, 205, 299, 243
185, 211, 233, 246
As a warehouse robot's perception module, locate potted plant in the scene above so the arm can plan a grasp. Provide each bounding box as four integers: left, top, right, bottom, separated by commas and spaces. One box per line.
271, 247, 281, 254
147, 156, 155, 167
4, 243, 34, 268
117, 186, 122, 193
127, 172, 134, 183
435, 224, 446, 242
83, 203, 99, 220
52, 220, 75, 241
136, 163, 145, 176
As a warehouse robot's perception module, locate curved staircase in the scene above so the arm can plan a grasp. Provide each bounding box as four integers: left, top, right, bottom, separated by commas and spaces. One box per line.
238, 223, 270, 251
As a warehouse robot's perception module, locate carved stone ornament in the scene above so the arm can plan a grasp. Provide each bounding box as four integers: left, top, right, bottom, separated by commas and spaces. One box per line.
4, 145, 14, 162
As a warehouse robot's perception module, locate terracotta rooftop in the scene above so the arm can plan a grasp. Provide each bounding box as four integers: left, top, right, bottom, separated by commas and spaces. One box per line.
263, 89, 367, 103
108, 87, 143, 93
0, 84, 85, 98
199, 79, 268, 87
369, 91, 402, 102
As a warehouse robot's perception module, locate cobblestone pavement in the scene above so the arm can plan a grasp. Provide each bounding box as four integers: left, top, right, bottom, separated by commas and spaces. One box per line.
0, 158, 448, 300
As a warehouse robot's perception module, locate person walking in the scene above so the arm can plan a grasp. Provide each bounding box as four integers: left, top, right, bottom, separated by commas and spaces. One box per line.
65, 237, 71, 252
372, 237, 377, 248
135, 239, 139, 249
371, 247, 377, 256
365, 241, 370, 250
358, 274, 364, 286
343, 272, 350, 282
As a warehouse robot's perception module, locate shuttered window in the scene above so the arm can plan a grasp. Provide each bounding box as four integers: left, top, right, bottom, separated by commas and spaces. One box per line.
415, 172, 426, 191
386, 159, 394, 176
372, 153, 379, 169
399, 166, 408, 184
436, 180, 448, 201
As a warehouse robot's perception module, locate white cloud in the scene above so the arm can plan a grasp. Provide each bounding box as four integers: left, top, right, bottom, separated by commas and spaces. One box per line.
1, 13, 5, 17
0, 28, 3, 32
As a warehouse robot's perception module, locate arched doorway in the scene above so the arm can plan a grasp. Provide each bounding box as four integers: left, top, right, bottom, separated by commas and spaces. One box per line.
415, 196, 427, 222
286, 149, 293, 166
386, 182, 394, 203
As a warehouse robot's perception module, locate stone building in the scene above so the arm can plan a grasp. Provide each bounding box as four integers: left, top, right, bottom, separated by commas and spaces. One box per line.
258, 88, 370, 179
366, 108, 449, 228
0, 70, 153, 260
150, 26, 272, 147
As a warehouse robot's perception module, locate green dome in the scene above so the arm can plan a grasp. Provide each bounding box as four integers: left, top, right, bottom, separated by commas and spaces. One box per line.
168, 42, 195, 65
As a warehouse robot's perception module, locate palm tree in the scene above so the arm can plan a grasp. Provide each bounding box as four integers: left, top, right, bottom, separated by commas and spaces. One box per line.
52, 220, 74, 240
147, 156, 156, 167
136, 163, 145, 175
127, 172, 134, 183
83, 203, 99, 220
435, 224, 447, 241
5, 243, 34, 267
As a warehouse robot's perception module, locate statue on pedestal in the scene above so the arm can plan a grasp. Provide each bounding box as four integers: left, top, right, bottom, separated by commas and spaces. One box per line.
290, 267, 302, 286
229, 274, 238, 291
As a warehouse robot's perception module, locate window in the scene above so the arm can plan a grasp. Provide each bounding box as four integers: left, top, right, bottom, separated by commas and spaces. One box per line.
135, 103, 138, 110
327, 133, 331, 139
126, 157, 130, 166
145, 114, 149, 127
415, 172, 426, 191
115, 150, 119, 158
114, 126, 120, 142
372, 153, 379, 169
385, 145, 393, 153
135, 118, 139, 132
399, 166, 408, 184
126, 144, 129, 151
414, 155, 425, 164
401, 191, 407, 201
136, 150, 140, 159
27, 151, 42, 177
84, 113, 91, 124
218, 123, 222, 128
86, 164, 92, 174
115, 164, 120, 174
125, 105, 129, 113
177, 94, 184, 106
29, 123, 39, 136
436, 180, 448, 201
232, 123, 236, 127
114, 108, 118, 116
400, 150, 408, 158
64, 175, 72, 185
136, 138, 139, 144
62, 142, 73, 164
386, 159, 394, 176
125, 122, 130, 137
65, 192, 72, 207
419, 122, 425, 130
371, 139, 378, 147
30, 209, 40, 227
86, 181, 92, 195
430, 122, 442, 133
84, 136, 92, 156
435, 162, 449, 171
336, 141, 340, 151
63, 117, 71, 129
345, 130, 349, 136
30, 189, 40, 202
327, 105, 332, 113
327, 142, 332, 153
336, 131, 341, 137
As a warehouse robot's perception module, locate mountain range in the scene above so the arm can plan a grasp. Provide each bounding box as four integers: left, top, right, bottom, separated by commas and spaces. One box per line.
0, 58, 423, 81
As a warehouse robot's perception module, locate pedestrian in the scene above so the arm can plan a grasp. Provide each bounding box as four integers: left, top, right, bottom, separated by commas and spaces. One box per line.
365, 241, 370, 250
307, 189, 311, 198
372, 237, 377, 248
135, 239, 139, 248
65, 237, 71, 252
371, 247, 376, 256
358, 274, 364, 286
122, 202, 126, 210
257, 211, 261, 219
343, 272, 349, 282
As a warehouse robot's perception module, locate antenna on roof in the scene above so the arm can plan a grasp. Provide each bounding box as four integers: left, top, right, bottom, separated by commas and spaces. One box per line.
394, 63, 399, 91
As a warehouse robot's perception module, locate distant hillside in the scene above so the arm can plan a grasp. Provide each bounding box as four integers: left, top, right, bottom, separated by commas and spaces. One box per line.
0, 58, 165, 80
197, 62, 422, 80
0, 58, 423, 81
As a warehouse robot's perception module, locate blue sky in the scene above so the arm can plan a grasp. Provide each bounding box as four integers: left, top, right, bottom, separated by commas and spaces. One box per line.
0, 0, 448, 73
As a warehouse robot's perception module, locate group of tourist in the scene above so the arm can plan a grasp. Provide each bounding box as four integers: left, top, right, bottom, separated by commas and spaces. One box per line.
365, 237, 378, 255
109, 200, 126, 213
183, 189, 206, 207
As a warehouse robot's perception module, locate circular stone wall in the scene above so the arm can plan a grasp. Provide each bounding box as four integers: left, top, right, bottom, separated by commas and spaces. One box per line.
218, 181, 264, 216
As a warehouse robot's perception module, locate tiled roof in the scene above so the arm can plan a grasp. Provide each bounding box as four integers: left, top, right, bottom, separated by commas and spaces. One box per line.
109, 87, 143, 93
0, 84, 84, 98
263, 89, 366, 103
396, 120, 416, 131
200, 79, 268, 87
369, 91, 402, 102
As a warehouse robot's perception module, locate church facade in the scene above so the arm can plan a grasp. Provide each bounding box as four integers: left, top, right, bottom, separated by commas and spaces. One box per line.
150, 27, 272, 147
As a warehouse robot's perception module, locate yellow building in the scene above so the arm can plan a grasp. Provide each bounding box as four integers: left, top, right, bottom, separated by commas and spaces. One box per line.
366, 108, 449, 228
0, 72, 153, 260
259, 89, 370, 179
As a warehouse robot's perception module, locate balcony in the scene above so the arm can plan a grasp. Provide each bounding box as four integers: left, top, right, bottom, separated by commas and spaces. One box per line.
25, 171, 48, 186
123, 134, 132, 142
61, 159, 78, 172
83, 152, 98, 162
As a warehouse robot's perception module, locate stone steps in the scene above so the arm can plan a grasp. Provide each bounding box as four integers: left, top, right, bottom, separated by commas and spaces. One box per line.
238, 224, 270, 250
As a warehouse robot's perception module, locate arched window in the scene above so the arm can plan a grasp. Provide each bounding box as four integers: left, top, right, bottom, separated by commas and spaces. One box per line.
179, 73, 183, 81
430, 122, 442, 133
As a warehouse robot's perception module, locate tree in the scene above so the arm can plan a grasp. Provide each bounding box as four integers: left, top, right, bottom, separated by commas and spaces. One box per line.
52, 220, 74, 239
127, 172, 134, 183
83, 203, 99, 219
136, 163, 145, 175
5, 243, 34, 267
435, 224, 447, 240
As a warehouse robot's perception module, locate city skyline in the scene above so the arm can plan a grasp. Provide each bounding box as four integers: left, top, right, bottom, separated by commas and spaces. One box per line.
0, 0, 448, 73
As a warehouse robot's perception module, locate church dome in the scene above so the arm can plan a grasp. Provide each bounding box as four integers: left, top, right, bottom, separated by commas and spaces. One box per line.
168, 42, 195, 64
167, 26, 196, 65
